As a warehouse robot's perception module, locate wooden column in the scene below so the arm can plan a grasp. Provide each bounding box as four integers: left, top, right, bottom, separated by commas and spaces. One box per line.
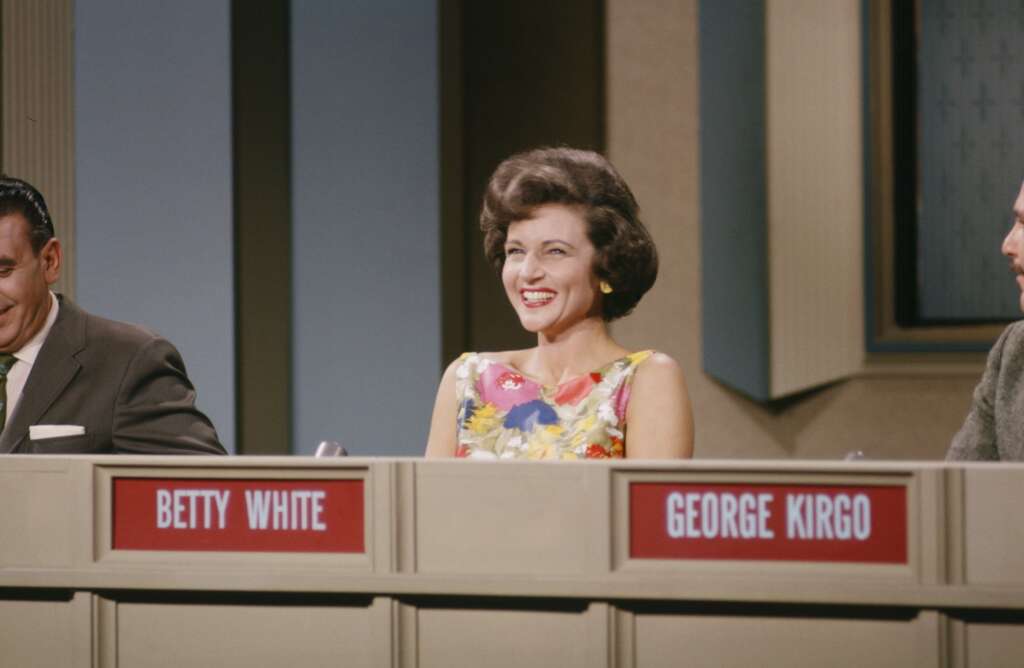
0, 0, 75, 296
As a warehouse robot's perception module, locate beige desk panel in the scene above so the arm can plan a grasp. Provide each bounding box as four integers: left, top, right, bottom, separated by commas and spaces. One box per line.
964, 622, 1024, 668
415, 461, 596, 576
417, 605, 600, 668
963, 468, 1024, 585
0, 597, 90, 668
0, 465, 76, 568
634, 611, 940, 668
1, 457, 1022, 667
115, 599, 385, 668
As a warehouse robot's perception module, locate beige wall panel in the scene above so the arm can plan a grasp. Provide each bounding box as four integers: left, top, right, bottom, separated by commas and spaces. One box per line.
606, 0, 975, 460
417, 607, 591, 668
117, 601, 378, 667
0, 0, 75, 296
965, 622, 1024, 667
0, 469, 73, 567
963, 468, 1024, 585
634, 612, 938, 668
766, 0, 864, 397
0, 599, 80, 668
415, 462, 589, 575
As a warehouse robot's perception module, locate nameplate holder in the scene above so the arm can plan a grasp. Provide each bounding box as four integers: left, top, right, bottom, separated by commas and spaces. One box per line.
629, 482, 907, 564
112, 477, 365, 553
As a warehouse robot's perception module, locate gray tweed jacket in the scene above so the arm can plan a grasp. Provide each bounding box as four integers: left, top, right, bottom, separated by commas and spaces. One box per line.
948, 321, 1024, 461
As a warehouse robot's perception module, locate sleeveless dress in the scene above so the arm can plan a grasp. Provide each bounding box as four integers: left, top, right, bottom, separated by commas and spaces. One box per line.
454, 351, 653, 460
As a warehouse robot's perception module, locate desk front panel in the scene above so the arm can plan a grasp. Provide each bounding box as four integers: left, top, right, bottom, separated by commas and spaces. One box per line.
0, 457, 1021, 667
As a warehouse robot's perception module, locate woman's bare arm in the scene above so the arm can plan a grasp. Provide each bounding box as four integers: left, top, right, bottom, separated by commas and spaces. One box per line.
625, 352, 694, 459
424, 359, 461, 458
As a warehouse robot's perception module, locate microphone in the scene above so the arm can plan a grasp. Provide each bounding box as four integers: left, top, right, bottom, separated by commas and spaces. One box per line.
314, 440, 348, 457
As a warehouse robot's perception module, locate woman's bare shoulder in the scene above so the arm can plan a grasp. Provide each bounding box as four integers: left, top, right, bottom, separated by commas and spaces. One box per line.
634, 351, 686, 381
630, 351, 690, 404
627, 350, 694, 459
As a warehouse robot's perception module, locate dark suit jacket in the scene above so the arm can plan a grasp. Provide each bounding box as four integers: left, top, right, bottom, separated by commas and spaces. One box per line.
0, 296, 225, 455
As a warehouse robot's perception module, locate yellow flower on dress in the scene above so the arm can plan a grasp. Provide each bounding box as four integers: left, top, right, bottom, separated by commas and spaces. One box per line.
467, 403, 501, 435
526, 439, 557, 460
627, 350, 653, 365
577, 414, 597, 433
525, 426, 563, 459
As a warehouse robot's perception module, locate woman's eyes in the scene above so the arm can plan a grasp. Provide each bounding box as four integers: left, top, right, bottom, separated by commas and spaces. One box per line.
504, 246, 568, 257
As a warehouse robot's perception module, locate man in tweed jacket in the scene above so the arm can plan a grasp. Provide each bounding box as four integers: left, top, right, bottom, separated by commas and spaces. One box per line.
948, 180, 1024, 461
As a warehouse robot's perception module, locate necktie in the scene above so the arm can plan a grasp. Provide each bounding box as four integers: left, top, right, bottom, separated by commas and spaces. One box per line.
0, 353, 17, 433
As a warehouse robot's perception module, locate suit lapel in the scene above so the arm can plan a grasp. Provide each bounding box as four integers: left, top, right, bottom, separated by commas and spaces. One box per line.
0, 296, 86, 453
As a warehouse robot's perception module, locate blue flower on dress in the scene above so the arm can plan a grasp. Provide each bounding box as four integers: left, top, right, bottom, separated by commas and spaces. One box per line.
503, 399, 558, 432
457, 398, 475, 431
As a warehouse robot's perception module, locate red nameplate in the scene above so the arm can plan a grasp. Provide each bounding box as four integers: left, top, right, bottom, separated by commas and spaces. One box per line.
113, 478, 364, 553
630, 482, 907, 563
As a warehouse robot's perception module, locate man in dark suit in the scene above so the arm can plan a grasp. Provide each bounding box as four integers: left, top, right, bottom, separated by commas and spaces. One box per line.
0, 176, 224, 455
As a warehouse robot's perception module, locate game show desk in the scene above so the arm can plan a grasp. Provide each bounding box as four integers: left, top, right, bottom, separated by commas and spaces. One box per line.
1, 458, 1021, 667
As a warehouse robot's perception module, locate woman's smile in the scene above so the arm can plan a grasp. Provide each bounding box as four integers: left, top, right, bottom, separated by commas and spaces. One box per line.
520, 288, 557, 307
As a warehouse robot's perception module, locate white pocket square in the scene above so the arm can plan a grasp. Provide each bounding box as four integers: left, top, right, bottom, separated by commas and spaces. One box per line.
29, 425, 86, 440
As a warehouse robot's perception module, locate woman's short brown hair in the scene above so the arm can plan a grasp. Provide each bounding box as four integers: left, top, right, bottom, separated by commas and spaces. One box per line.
480, 147, 658, 321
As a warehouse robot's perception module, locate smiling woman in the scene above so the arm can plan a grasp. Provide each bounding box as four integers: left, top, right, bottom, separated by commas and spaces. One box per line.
425, 147, 694, 460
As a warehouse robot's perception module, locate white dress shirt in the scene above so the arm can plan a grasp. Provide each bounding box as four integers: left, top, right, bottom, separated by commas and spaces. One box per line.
5, 292, 59, 423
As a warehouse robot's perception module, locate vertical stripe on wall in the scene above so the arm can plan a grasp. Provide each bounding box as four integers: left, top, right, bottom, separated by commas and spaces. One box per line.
74, 0, 235, 450
232, 0, 292, 455
440, 0, 467, 366
460, 0, 605, 354
765, 0, 863, 397
1, 0, 75, 297
699, 0, 770, 401
700, 0, 864, 401
291, 0, 440, 456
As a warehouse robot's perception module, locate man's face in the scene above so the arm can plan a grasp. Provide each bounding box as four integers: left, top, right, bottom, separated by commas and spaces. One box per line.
0, 213, 61, 353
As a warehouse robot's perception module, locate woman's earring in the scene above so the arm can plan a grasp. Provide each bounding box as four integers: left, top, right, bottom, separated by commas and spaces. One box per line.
599, 281, 613, 295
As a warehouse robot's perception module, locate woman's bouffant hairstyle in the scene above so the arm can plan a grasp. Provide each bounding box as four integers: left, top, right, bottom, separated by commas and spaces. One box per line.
480, 147, 658, 321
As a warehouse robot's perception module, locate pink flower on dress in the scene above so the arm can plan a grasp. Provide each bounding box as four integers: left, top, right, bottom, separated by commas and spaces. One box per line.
497, 371, 525, 390
476, 364, 541, 411
614, 383, 632, 422
553, 373, 597, 406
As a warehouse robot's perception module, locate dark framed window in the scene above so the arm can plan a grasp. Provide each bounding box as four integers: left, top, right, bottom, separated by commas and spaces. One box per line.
868, 0, 1020, 351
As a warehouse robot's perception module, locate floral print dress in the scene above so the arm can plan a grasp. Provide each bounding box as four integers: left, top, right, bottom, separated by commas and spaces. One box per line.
454, 351, 653, 460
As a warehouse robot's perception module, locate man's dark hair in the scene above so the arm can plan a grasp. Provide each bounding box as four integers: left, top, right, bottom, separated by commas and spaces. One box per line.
0, 175, 56, 253
480, 147, 659, 321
